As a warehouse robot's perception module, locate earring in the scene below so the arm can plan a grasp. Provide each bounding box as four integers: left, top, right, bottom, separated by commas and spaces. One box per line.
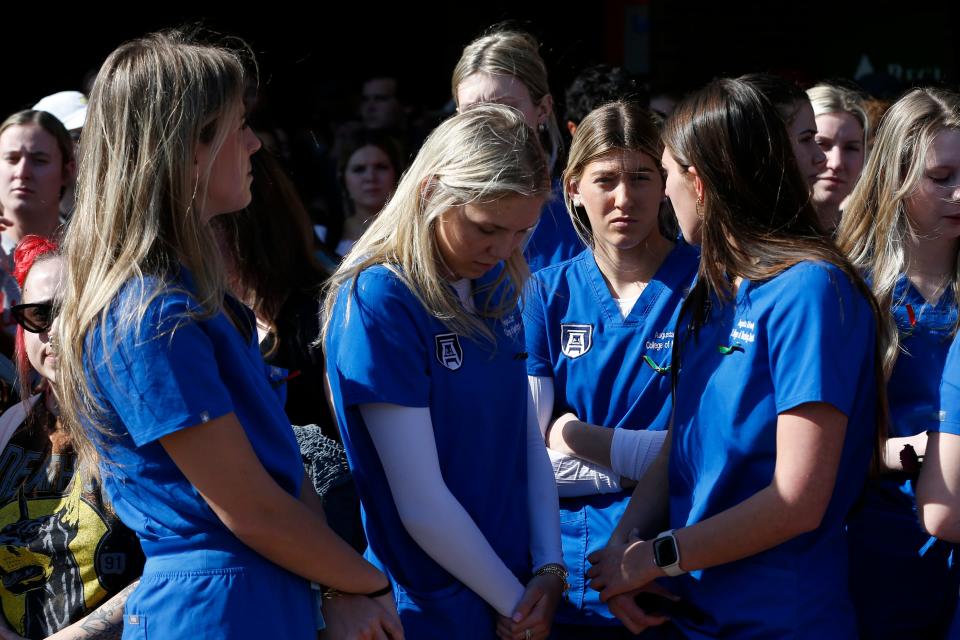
572, 197, 581, 207
696, 194, 704, 220
538, 122, 546, 133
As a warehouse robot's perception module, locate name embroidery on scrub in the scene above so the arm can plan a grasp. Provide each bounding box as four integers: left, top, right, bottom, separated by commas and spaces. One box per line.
560, 324, 593, 358
435, 333, 464, 371
645, 329, 674, 352
729, 318, 757, 344
502, 311, 522, 340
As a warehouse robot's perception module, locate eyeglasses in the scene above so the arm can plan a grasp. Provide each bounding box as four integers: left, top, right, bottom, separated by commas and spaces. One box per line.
10, 301, 57, 334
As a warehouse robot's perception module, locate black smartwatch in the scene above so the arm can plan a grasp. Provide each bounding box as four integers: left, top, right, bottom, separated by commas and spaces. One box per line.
652, 530, 685, 576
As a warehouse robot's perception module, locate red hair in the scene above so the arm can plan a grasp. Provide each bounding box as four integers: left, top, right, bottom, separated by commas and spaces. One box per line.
12, 235, 59, 394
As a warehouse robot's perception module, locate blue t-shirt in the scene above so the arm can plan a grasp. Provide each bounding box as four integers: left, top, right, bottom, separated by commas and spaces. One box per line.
326, 265, 530, 595
83, 271, 313, 637
524, 244, 697, 624
847, 276, 960, 638
524, 180, 584, 274
667, 262, 876, 639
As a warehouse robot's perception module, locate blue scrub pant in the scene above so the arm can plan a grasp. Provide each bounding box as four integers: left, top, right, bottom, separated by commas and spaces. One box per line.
123, 549, 315, 639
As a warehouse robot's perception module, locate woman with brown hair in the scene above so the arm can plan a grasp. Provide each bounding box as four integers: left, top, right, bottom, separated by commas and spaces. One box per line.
522, 100, 697, 638
588, 78, 884, 638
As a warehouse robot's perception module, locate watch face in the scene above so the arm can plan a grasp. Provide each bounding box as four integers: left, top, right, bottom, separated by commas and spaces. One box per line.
653, 535, 679, 567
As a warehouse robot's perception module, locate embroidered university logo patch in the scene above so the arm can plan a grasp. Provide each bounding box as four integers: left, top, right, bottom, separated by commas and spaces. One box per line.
435, 333, 464, 370
560, 324, 593, 358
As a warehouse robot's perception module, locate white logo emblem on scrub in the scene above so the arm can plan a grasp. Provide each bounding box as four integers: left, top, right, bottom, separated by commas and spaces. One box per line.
435, 333, 464, 370
561, 324, 593, 358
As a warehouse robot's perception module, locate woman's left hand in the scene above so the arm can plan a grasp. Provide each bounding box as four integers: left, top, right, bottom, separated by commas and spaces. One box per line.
495, 574, 564, 640
586, 531, 659, 601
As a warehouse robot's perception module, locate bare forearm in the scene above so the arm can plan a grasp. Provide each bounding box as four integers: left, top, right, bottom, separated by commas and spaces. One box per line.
226, 490, 384, 592
548, 414, 616, 468
46, 580, 139, 640
672, 484, 819, 572
161, 416, 386, 595
917, 432, 960, 542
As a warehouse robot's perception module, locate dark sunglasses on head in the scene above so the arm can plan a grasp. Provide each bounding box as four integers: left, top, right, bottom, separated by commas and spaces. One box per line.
11, 301, 57, 334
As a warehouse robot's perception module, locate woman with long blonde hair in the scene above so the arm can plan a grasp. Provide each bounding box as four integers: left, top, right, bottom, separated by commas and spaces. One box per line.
55, 30, 400, 639
838, 87, 960, 639
808, 83, 869, 233
323, 104, 565, 640
452, 27, 582, 274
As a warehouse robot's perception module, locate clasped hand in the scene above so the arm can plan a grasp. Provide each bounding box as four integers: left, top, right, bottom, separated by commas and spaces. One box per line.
586, 531, 675, 635
495, 573, 564, 640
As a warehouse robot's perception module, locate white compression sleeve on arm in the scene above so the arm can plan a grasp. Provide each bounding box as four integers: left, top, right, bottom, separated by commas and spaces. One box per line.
528, 375, 622, 497
610, 428, 669, 481
526, 388, 564, 570
360, 403, 525, 617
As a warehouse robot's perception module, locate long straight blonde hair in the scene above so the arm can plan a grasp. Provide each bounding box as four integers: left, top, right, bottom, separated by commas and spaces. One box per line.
320, 104, 550, 347
837, 88, 960, 376
452, 28, 562, 172
56, 29, 249, 469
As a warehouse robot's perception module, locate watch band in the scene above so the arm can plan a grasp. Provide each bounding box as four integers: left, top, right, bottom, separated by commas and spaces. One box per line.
653, 529, 686, 577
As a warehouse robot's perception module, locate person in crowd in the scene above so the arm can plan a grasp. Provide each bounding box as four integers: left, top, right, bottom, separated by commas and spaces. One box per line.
523, 100, 698, 638
808, 83, 869, 233
0, 112, 74, 354
54, 30, 401, 639
453, 26, 582, 273
838, 87, 960, 639
359, 74, 408, 132
740, 73, 826, 191
31, 92, 86, 220
0, 112, 73, 249
314, 129, 404, 258
0, 236, 143, 640
587, 77, 883, 638
31, 93, 87, 141
323, 104, 564, 640
563, 66, 644, 135
212, 149, 339, 437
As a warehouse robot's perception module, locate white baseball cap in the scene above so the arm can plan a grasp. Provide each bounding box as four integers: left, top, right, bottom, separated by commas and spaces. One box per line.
33, 91, 88, 131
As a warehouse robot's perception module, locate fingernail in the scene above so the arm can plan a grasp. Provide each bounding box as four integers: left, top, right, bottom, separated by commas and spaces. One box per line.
512, 613, 523, 623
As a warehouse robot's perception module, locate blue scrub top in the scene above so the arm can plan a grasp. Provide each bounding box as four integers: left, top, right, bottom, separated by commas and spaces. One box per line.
84, 270, 313, 638
524, 244, 697, 625
938, 334, 960, 437
326, 265, 530, 595
524, 180, 584, 274
667, 262, 876, 639
847, 276, 960, 638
